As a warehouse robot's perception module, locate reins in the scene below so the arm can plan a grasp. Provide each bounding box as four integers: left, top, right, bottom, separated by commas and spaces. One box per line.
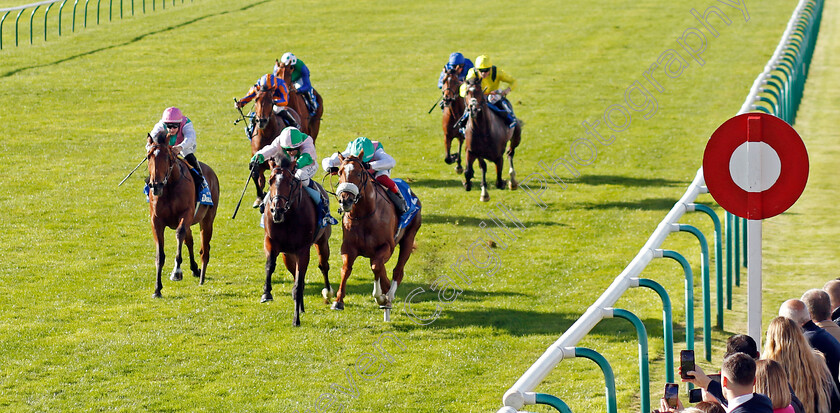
147, 143, 179, 192
336, 157, 388, 221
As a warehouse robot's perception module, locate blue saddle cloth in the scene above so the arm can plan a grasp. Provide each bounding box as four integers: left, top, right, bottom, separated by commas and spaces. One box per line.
394, 179, 420, 229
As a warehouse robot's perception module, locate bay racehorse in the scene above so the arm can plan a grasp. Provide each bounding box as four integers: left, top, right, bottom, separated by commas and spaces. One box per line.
250, 87, 302, 208
332, 151, 421, 321
146, 131, 220, 298
441, 71, 465, 174
462, 76, 521, 201
262, 157, 333, 326
275, 60, 323, 141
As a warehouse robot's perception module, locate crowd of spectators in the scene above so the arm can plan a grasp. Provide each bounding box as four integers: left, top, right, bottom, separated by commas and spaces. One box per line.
655, 281, 840, 413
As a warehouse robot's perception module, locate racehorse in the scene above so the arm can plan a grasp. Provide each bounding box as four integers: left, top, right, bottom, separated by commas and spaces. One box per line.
262, 157, 333, 326
332, 151, 421, 321
462, 76, 521, 201
250, 87, 302, 208
146, 131, 220, 298
275, 60, 324, 141
441, 71, 465, 174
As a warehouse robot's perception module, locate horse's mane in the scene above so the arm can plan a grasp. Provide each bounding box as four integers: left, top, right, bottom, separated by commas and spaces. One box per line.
153, 130, 169, 146
278, 156, 293, 170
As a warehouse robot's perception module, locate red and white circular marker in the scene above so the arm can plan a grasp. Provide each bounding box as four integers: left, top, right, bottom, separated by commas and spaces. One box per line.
702, 113, 809, 220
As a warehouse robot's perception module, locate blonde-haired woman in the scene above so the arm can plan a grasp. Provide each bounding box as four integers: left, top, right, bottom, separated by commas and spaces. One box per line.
763, 316, 835, 413
754, 359, 795, 413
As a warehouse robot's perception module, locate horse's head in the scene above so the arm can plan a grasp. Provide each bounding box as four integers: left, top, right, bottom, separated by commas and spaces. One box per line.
146, 131, 176, 196
267, 156, 300, 224
253, 86, 275, 130
335, 151, 369, 214
441, 71, 462, 108
274, 60, 293, 87
465, 76, 485, 117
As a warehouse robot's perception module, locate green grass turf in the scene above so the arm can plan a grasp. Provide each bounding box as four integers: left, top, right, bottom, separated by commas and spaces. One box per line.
0, 0, 833, 411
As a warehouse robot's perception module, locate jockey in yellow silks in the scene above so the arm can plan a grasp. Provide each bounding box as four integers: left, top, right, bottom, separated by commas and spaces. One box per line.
456, 55, 518, 130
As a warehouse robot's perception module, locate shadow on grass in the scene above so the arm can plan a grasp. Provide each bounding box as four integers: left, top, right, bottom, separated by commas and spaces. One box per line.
570, 175, 686, 188
406, 178, 464, 189
422, 213, 568, 227
572, 198, 679, 211
2, 0, 270, 78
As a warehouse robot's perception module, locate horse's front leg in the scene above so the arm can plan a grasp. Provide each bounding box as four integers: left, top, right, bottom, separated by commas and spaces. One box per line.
262, 237, 277, 303
455, 137, 464, 175
371, 246, 393, 308
152, 222, 165, 298
478, 158, 490, 202
170, 216, 190, 282
332, 249, 358, 311
463, 150, 476, 191
184, 227, 200, 279
287, 249, 310, 327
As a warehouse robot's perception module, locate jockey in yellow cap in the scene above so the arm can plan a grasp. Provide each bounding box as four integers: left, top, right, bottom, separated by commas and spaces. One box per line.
456, 55, 518, 130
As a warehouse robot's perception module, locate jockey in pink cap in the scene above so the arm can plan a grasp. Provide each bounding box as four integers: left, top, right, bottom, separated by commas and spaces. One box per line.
147, 107, 212, 205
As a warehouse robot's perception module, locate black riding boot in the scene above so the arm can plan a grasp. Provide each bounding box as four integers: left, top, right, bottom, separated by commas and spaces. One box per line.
274, 107, 301, 129
387, 190, 409, 215
306, 89, 318, 116
185, 153, 212, 205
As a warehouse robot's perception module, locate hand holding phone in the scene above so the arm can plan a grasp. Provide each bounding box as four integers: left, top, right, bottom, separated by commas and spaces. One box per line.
680, 350, 695, 380
664, 383, 680, 408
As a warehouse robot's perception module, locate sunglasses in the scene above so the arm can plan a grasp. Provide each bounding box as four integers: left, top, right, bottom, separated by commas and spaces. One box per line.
165, 123, 179, 129
478, 68, 490, 73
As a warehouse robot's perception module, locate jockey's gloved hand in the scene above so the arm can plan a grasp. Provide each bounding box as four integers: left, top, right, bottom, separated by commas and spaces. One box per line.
249, 154, 265, 170
362, 162, 371, 171
234, 101, 242, 109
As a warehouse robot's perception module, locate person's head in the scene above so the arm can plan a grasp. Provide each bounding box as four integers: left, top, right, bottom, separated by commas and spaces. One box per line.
445, 52, 466, 73
754, 359, 792, 410
280, 52, 297, 67
724, 334, 759, 359
346, 137, 374, 163
161, 107, 184, 132
763, 316, 833, 413
823, 280, 840, 311
278, 127, 306, 157
691, 401, 725, 413
778, 299, 810, 326
802, 289, 832, 322
475, 55, 492, 79
258, 73, 280, 92
720, 352, 757, 399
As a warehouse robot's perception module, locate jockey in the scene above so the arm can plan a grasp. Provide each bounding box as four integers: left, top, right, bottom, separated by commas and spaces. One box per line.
322, 137, 408, 215
235, 73, 300, 129
250, 127, 337, 227
147, 107, 213, 205
457, 54, 518, 129
274, 52, 318, 117
437, 52, 474, 89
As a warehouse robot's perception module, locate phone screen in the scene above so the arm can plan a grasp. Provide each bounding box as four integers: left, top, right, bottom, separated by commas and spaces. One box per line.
688, 388, 703, 403
680, 350, 695, 379
664, 383, 679, 408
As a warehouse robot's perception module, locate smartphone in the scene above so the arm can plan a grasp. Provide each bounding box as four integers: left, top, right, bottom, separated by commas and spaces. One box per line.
680, 350, 695, 379
708, 373, 721, 383
688, 388, 703, 403
664, 383, 679, 408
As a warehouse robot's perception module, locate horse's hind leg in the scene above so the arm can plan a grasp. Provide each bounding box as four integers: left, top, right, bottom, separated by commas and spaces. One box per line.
184, 228, 200, 279
478, 158, 490, 202
153, 224, 166, 298
494, 157, 506, 190
371, 247, 393, 308
262, 246, 278, 303
198, 220, 213, 285
332, 252, 358, 311
508, 127, 521, 190
170, 218, 189, 282
390, 215, 420, 306
315, 228, 333, 304
463, 151, 476, 191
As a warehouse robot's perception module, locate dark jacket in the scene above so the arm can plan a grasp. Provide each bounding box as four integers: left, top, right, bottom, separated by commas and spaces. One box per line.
706, 381, 805, 413
728, 393, 774, 413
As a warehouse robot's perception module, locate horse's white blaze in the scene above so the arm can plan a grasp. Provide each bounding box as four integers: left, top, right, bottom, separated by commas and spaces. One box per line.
344, 163, 354, 173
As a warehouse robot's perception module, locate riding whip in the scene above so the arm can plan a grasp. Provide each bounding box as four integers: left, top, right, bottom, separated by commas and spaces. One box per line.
118, 157, 147, 187
427, 94, 443, 114
233, 98, 253, 140
231, 162, 259, 220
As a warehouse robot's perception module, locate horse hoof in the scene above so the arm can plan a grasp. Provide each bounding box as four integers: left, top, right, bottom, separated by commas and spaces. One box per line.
464, 182, 472, 191
480, 194, 490, 202
455, 166, 464, 175
444, 155, 455, 165
260, 293, 273, 303
292, 319, 301, 327
153, 292, 162, 299
322, 287, 334, 304
509, 180, 519, 190
331, 301, 344, 310
496, 180, 506, 190
170, 271, 183, 282
252, 198, 262, 209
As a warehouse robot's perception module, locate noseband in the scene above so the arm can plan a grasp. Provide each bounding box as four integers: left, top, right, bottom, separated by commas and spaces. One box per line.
336, 158, 371, 213
269, 167, 301, 221
147, 143, 176, 194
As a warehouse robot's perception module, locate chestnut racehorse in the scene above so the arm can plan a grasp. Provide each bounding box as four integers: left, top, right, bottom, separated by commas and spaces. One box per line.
250, 88, 302, 208
441, 71, 465, 174
462, 76, 521, 202
332, 151, 421, 321
262, 157, 333, 326
275, 60, 323, 140
146, 131, 220, 298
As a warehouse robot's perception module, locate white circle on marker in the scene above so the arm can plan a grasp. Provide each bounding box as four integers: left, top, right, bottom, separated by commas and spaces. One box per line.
729, 141, 781, 192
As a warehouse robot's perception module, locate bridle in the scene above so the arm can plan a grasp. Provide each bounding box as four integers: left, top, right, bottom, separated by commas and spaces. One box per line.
147, 143, 177, 195
254, 87, 274, 130
336, 156, 384, 220
268, 166, 302, 223
441, 72, 461, 108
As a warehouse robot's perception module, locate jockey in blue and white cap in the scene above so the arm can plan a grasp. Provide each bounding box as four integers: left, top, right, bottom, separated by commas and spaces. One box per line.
437, 52, 474, 89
